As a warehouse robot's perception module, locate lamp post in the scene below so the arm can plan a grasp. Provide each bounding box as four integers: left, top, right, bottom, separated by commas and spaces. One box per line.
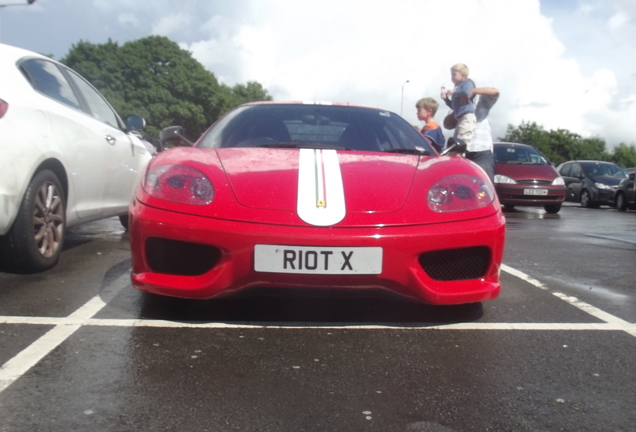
0, 0, 36, 42
400, 80, 410, 117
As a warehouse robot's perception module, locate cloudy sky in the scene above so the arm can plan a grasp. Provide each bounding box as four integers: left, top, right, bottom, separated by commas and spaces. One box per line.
2, 0, 635, 150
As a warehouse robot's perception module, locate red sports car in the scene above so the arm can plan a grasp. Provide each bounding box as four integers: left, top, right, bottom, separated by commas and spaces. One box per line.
129, 102, 506, 305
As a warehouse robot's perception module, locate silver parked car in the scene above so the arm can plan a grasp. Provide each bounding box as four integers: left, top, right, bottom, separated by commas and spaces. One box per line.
0, 43, 153, 273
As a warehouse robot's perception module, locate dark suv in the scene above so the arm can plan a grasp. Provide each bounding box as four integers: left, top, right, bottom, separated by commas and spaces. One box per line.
557, 160, 627, 208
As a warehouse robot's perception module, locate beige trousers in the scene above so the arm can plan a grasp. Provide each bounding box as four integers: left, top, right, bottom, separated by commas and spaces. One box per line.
453, 113, 476, 147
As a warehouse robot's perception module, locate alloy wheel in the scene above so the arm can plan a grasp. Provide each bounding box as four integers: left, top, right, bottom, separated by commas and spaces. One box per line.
33, 181, 65, 258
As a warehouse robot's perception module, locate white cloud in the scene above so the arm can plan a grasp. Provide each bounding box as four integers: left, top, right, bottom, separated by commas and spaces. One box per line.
151, 13, 193, 37
175, 0, 635, 147
577, 4, 594, 15
12, 0, 630, 148
117, 13, 140, 29
608, 12, 630, 32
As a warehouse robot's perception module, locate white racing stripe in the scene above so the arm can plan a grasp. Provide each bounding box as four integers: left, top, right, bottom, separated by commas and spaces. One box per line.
297, 149, 346, 226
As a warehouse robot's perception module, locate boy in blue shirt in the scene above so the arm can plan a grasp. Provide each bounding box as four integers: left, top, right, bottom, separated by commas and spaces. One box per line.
415, 97, 445, 153
442, 63, 476, 149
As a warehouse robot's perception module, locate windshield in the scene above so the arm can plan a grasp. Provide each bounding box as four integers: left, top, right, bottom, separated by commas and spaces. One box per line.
494, 144, 550, 165
197, 104, 435, 154
581, 162, 626, 178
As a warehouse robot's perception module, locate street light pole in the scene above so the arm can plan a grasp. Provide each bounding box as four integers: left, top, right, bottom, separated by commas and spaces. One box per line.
0, 0, 36, 42
400, 80, 410, 117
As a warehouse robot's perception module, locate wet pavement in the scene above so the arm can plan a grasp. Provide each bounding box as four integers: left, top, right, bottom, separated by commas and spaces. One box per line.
1, 204, 635, 431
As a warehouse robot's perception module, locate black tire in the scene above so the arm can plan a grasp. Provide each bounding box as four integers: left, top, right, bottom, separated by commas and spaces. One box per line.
544, 204, 561, 214
119, 214, 129, 230
580, 190, 593, 208
0, 170, 66, 273
615, 192, 627, 211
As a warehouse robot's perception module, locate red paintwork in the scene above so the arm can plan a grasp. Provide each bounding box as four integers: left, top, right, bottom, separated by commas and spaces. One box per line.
220, 149, 417, 212
130, 141, 506, 305
136, 148, 499, 227
130, 204, 505, 304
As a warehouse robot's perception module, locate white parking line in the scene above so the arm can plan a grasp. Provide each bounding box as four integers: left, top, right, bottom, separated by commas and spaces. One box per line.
583, 233, 636, 245
1, 316, 635, 332
500, 264, 635, 335
0, 273, 130, 394
1, 265, 635, 395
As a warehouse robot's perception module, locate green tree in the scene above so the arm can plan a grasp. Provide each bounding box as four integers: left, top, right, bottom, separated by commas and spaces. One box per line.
611, 143, 636, 168
501, 122, 612, 165
62, 36, 271, 140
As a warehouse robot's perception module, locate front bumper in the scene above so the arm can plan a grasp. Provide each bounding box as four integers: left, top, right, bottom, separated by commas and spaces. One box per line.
592, 187, 617, 205
495, 184, 565, 207
129, 200, 506, 305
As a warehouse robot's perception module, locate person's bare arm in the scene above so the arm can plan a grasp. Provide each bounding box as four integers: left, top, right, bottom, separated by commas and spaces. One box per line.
468, 87, 500, 99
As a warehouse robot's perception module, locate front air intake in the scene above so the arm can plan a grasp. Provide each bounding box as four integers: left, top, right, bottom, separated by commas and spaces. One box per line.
419, 247, 490, 281
145, 237, 220, 276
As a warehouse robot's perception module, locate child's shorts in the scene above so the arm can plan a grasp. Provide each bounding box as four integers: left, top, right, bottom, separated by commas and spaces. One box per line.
454, 113, 476, 147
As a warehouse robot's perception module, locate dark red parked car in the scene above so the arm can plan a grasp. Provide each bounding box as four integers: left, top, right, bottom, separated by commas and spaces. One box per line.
493, 142, 566, 214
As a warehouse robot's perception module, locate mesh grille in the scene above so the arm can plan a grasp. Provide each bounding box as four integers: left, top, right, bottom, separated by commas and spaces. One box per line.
419, 247, 490, 281
146, 237, 220, 276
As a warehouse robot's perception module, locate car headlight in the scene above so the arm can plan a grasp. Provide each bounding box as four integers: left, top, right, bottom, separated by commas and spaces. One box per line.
494, 174, 516, 184
142, 164, 214, 205
428, 175, 495, 212
595, 182, 612, 190
552, 176, 565, 186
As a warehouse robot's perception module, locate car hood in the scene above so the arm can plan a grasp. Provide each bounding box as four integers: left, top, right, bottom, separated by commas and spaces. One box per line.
495, 163, 559, 182
217, 148, 417, 212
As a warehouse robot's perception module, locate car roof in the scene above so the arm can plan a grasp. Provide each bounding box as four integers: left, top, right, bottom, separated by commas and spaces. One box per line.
238, 100, 386, 111
566, 160, 618, 164
494, 142, 535, 148
0, 43, 51, 63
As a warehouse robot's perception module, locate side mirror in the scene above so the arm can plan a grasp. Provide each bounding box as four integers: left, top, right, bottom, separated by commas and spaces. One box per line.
159, 126, 194, 147
441, 137, 467, 156
125, 114, 146, 131
629, 173, 635, 181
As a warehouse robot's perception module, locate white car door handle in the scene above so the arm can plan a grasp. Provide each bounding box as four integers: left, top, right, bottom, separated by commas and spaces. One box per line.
105, 135, 116, 145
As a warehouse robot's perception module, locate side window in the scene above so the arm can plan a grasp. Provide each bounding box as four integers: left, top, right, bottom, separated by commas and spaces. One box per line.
559, 163, 571, 177
21, 59, 81, 110
570, 163, 581, 178
65, 69, 120, 128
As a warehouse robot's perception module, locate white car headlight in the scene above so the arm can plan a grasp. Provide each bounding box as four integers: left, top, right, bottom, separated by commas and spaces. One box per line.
595, 182, 612, 190
494, 174, 516, 184
552, 176, 565, 186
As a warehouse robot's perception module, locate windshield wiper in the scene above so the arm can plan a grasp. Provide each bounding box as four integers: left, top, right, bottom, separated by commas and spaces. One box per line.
259, 142, 347, 150
385, 147, 431, 156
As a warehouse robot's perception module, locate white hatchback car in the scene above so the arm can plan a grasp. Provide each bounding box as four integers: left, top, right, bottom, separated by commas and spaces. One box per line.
0, 43, 153, 273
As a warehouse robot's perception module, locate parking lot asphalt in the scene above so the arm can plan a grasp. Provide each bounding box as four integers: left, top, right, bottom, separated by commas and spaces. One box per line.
1, 205, 635, 431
